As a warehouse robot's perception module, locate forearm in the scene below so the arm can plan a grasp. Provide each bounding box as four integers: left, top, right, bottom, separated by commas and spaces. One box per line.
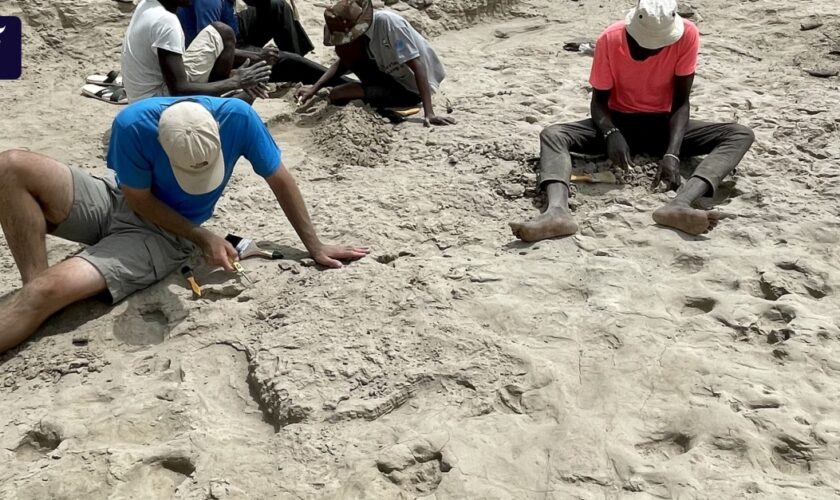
125, 193, 207, 245
666, 101, 690, 156
312, 60, 342, 91
408, 59, 435, 116
235, 48, 260, 63
590, 95, 617, 135
168, 77, 242, 97
266, 169, 322, 253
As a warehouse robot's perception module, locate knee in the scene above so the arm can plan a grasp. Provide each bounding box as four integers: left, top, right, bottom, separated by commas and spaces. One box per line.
18, 276, 60, 311
540, 124, 571, 146
729, 123, 755, 147
211, 22, 236, 47
0, 149, 27, 184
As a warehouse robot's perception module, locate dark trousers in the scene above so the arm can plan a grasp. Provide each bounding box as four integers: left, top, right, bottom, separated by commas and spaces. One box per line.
236, 0, 341, 85
347, 56, 421, 109
539, 113, 755, 196
236, 0, 313, 55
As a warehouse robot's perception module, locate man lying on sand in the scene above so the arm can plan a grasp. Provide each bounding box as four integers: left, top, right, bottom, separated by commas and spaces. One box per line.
122, 0, 271, 103
297, 0, 455, 127
178, 0, 349, 88
510, 0, 754, 241
0, 97, 369, 354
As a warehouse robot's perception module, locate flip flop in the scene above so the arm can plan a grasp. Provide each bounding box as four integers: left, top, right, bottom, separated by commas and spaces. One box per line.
81, 84, 128, 105
86, 70, 122, 87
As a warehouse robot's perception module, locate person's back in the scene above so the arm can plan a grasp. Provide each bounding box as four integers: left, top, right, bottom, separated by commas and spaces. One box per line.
367, 10, 445, 94
122, 0, 186, 102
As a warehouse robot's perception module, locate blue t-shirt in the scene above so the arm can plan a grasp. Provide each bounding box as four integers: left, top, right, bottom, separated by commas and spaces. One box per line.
107, 96, 281, 224
177, 0, 239, 46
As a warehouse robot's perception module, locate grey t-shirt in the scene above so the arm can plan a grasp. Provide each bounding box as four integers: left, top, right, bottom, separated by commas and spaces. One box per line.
366, 11, 445, 94
121, 0, 185, 103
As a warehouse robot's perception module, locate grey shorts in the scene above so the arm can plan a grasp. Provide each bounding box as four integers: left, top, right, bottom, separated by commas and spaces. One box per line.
50, 165, 196, 304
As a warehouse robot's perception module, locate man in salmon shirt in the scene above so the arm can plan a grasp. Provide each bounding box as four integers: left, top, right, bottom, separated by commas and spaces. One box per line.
510, 0, 755, 241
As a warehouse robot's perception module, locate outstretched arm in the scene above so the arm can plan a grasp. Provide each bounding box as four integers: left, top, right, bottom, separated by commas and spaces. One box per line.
405, 58, 455, 127
264, 166, 369, 268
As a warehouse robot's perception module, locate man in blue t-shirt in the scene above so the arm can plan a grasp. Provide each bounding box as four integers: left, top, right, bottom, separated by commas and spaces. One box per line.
0, 97, 369, 354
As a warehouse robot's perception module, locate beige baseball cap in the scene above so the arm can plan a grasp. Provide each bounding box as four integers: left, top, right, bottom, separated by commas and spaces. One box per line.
158, 101, 225, 195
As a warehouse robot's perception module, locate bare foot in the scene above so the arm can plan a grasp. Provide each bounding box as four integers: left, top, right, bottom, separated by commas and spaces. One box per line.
509, 207, 579, 242
652, 203, 727, 235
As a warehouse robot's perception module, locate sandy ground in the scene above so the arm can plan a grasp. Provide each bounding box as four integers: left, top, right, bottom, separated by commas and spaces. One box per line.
1, 0, 840, 498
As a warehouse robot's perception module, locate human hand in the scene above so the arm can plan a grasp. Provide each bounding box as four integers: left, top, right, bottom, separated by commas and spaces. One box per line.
606, 131, 634, 170
295, 86, 317, 105
233, 59, 271, 90
310, 244, 370, 268
196, 229, 239, 272
245, 82, 271, 100
423, 114, 457, 127
652, 154, 682, 192
260, 45, 280, 65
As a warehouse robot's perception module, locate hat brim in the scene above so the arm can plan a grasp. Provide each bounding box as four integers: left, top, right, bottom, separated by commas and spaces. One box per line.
625, 10, 685, 50
171, 149, 225, 196
323, 7, 373, 46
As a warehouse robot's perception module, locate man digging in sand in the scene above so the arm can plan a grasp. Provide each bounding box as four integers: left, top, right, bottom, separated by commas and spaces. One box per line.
296, 0, 455, 127
510, 0, 754, 241
0, 97, 369, 354
122, 0, 271, 103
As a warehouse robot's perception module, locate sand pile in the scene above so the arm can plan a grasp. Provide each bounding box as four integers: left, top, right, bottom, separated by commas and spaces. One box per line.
310, 103, 394, 168
2, 0, 840, 498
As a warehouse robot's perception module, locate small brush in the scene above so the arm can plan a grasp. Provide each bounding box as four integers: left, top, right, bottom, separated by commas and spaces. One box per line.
225, 234, 283, 260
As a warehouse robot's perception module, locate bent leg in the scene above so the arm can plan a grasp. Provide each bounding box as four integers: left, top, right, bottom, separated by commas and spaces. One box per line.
209, 22, 237, 82
509, 121, 604, 242
0, 257, 106, 354
680, 121, 755, 198
183, 24, 229, 84
0, 150, 74, 283
653, 121, 754, 235
328, 83, 366, 106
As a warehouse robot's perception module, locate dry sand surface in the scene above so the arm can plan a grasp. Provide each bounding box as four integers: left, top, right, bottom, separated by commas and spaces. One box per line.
2, 0, 840, 498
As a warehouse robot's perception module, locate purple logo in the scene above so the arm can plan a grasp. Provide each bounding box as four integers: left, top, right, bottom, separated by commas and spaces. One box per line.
0, 17, 22, 80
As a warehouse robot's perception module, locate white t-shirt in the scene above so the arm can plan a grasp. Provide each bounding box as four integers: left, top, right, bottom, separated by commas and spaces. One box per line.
121, 0, 185, 102
367, 11, 445, 94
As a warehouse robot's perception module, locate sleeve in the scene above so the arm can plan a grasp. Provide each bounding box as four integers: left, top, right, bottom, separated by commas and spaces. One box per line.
239, 105, 282, 178
675, 22, 700, 76
151, 15, 185, 54
221, 0, 239, 39
389, 21, 421, 64
107, 118, 153, 189
588, 32, 613, 90
194, 0, 224, 34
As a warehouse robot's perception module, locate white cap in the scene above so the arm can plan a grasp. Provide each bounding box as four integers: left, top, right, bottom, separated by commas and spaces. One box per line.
158, 101, 225, 195
625, 0, 685, 50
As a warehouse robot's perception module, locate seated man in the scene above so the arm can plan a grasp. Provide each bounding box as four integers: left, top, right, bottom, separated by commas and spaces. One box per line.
510, 0, 755, 241
177, 0, 348, 87
122, 0, 271, 103
0, 97, 369, 354
297, 0, 455, 127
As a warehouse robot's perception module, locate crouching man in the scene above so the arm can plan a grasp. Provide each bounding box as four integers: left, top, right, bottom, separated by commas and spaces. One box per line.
0, 97, 369, 353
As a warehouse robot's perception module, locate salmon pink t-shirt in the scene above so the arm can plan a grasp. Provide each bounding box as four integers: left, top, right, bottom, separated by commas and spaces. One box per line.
589, 20, 700, 114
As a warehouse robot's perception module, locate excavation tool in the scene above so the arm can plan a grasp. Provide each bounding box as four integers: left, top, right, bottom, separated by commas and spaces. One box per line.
225, 234, 284, 260
181, 266, 202, 298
